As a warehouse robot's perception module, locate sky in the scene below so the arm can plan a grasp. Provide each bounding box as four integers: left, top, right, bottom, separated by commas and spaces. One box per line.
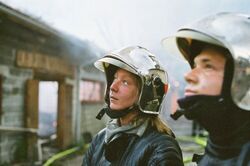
1, 0, 249, 51
1, 0, 250, 96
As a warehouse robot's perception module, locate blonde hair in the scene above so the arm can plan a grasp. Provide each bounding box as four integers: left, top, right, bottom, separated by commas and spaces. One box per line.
134, 113, 174, 137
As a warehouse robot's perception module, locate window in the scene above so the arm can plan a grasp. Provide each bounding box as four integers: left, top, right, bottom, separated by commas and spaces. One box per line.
79, 80, 103, 103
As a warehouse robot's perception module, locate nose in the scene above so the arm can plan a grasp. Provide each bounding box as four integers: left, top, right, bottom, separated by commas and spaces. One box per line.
110, 79, 119, 92
184, 68, 198, 84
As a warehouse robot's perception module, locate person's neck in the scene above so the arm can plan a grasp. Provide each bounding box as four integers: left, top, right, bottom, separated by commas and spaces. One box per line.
119, 111, 139, 126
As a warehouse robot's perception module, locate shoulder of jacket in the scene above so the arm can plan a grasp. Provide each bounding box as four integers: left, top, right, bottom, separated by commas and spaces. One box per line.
91, 128, 106, 142
143, 127, 178, 145
237, 141, 250, 165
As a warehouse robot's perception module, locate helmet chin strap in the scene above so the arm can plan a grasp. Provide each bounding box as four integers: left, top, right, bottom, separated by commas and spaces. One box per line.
96, 104, 139, 120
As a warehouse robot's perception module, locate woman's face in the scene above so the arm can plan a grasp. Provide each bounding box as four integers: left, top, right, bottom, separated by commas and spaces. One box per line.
109, 69, 140, 111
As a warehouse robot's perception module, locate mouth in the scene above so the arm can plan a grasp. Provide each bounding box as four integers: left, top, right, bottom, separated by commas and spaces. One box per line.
184, 89, 197, 96
110, 96, 118, 102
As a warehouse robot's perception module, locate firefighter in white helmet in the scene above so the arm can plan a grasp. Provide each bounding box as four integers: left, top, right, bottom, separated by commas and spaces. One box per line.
82, 46, 183, 165
162, 12, 250, 165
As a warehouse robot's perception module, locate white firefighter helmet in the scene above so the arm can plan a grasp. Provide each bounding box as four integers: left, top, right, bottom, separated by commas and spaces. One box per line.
162, 12, 250, 111
94, 46, 169, 114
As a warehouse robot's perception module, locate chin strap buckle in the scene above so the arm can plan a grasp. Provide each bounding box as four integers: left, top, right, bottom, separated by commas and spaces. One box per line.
192, 153, 204, 163
96, 107, 108, 120
170, 109, 185, 120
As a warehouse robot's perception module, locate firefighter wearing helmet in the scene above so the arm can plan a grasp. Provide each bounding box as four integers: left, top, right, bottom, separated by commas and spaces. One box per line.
162, 12, 250, 165
82, 46, 183, 165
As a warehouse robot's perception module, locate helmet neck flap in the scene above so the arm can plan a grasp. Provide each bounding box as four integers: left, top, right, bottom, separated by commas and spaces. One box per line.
176, 94, 250, 157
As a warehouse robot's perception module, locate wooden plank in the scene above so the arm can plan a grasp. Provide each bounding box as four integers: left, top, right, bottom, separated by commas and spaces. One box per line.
16, 50, 75, 78
25, 79, 39, 160
57, 83, 73, 149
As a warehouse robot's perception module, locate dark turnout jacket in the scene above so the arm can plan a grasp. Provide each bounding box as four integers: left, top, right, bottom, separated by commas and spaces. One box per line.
82, 125, 184, 166
197, 121, 250, 166
197, 138, 250, 166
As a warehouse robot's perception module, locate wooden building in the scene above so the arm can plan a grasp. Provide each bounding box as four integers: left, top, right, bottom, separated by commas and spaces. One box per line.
0, 2, 106, 164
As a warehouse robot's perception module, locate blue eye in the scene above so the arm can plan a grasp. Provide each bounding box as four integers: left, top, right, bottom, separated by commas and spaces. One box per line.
122, 80, 128, 85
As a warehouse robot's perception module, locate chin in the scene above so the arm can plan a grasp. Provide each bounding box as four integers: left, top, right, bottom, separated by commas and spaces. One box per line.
110, 106, 122, 111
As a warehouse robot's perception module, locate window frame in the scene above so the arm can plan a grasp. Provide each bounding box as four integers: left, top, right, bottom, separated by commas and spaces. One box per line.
79, 79, 104, 104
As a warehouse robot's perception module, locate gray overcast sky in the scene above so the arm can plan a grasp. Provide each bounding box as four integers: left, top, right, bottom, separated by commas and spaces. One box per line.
1, 0, 249, 52
1, 0, 250, 94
